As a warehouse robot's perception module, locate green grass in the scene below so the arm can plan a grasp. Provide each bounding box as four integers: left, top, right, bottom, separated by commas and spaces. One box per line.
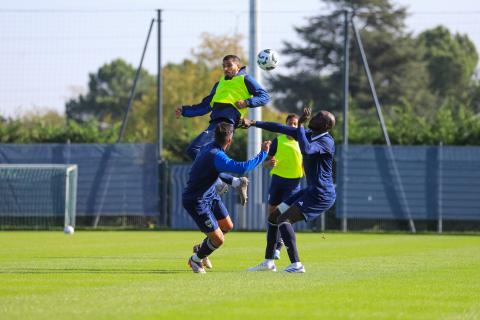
0, 231, 479, 320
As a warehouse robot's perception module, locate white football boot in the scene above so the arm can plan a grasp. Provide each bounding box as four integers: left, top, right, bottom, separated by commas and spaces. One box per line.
188, 256, 206, 274
236, 177, 249, 206
246, 260, 277, 272
283, 262, 306, 273
193, 244, 212, 269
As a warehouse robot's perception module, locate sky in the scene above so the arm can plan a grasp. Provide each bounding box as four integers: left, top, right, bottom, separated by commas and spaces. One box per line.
0, 0, 479, 118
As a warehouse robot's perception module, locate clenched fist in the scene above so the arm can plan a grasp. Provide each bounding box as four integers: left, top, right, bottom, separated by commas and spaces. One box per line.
175, 107, 183, 119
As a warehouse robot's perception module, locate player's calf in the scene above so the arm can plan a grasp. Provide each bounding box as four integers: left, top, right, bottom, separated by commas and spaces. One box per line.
278, 221, 300, 263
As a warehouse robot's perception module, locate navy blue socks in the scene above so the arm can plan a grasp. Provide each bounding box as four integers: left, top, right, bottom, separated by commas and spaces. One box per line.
279, 222, 300, 263
265, 222, 278, 259
196, 237, 217, 259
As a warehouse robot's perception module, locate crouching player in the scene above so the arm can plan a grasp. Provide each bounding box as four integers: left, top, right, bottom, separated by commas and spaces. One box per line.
183, 122, 270, 273
243, 107, 336, 273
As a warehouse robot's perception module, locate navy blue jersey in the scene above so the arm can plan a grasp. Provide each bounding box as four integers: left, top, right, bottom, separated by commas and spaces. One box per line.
183, 142, 267, 201
181, 67, 270, 125
255, 121, 336, 202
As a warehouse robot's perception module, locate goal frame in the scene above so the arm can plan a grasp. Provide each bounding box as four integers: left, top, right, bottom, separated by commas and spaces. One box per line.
0, 164, 78, 229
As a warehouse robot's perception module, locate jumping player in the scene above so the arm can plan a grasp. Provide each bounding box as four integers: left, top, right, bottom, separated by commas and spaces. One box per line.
176, 54, 270, 205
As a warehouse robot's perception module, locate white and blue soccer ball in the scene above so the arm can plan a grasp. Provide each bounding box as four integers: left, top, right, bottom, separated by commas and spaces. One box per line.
64, 225, 74, 235
256, 49, 279, 71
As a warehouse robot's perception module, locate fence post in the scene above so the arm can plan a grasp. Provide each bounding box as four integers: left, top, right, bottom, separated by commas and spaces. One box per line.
160, 160, 169, 227
156, 9, 167, 227
341, 9, 350, 233
438, 142, 443, 233
341, 145, 348, 232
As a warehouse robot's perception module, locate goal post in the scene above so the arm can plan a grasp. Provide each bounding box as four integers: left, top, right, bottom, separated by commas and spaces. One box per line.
64, 165, 78, 228
0, 164, 78, 230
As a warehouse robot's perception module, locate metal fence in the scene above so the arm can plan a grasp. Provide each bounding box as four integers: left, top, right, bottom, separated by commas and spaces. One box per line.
337, 145, 480, 232
0, 144, 158, 219
1, 143, 480, 231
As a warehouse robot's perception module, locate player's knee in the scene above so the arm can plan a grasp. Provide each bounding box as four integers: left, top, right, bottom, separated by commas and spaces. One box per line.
277, 215, 291, 225
210, 234, 225, 247
267, 209, 280, 225
218, 217, 233, 234
267, 204, 277, 216
221, 221, 234, 234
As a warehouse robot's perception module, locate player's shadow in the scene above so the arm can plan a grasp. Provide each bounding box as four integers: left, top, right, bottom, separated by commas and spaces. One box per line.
0, 268, 188, 274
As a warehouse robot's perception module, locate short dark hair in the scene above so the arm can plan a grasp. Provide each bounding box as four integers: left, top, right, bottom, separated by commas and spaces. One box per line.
215, 122, 234, 145
223, 55, 241, 64
286, 113, 298, 123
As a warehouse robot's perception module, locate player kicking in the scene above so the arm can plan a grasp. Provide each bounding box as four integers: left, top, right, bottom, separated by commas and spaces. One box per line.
183, 122, 270, 273
242, 107, 336, 273
176, 54, 270, 205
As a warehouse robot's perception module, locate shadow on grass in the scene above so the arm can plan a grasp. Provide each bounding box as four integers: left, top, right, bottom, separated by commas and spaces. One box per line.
0, 268, 189, 274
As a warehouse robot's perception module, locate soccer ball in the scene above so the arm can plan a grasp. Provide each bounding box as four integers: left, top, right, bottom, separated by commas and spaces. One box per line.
256, 49, 279, 71
64, 225, 74, 235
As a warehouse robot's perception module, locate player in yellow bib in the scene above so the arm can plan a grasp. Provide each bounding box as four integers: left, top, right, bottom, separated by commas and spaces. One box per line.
263, 114, 303, 260
175, 55, 270, 205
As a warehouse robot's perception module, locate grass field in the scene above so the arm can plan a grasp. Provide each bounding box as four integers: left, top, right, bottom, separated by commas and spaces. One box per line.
0, 231, 479, 320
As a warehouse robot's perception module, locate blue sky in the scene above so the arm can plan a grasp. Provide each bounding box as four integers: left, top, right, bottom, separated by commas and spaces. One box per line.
0, 0, 479, 118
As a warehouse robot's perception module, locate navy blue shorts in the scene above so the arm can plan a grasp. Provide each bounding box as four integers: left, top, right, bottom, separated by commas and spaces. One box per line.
186, 122, 217, 160
284, 188, 336, 222
268, 174, 302, 206
182, 196, 230, 234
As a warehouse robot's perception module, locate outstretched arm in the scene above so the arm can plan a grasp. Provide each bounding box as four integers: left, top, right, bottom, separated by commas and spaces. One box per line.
214, 141, 271, 175
245, 120, 297, 138
180, 99, 213, 117
176, 83, 218, 118
296, 126, 323, 155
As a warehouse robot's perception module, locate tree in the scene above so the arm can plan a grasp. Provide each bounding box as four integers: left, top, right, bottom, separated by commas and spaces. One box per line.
66, 58, 155, 124
268, 0, 434, 115
191, 32, 248, 70
0, 109, 118, 143
417, 26, 478, 102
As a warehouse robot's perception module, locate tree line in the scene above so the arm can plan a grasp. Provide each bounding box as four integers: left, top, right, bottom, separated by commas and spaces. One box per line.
1, 0, 480, 161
